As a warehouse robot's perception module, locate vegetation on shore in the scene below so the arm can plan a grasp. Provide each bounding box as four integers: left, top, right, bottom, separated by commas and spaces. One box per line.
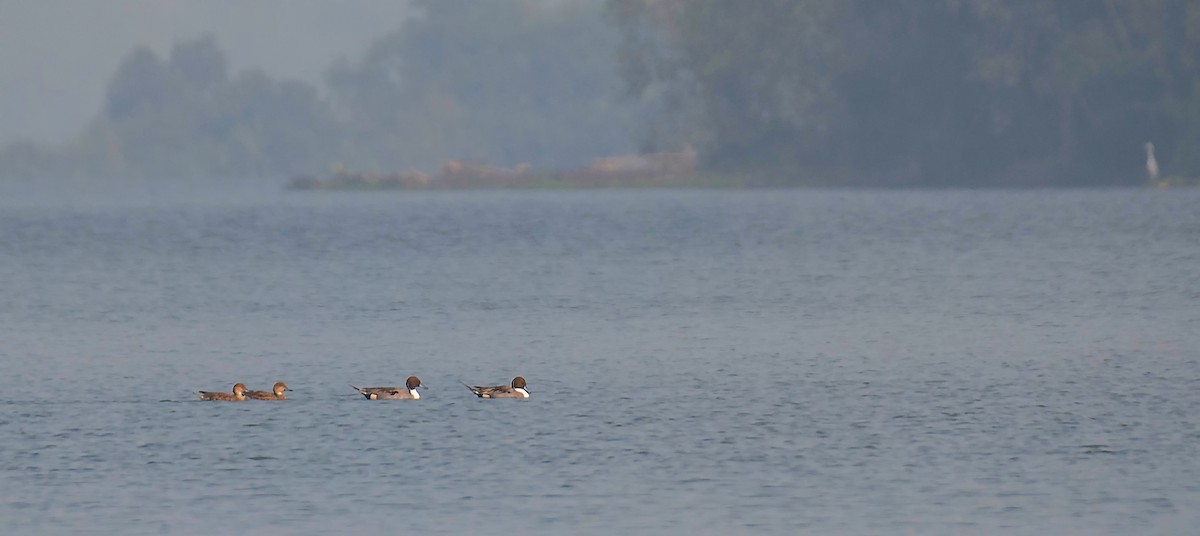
611, 0, 1200, 187
2, 0, 1198, 187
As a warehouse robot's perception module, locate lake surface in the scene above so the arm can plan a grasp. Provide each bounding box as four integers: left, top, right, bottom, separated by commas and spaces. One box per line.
1, 181, 1198, 535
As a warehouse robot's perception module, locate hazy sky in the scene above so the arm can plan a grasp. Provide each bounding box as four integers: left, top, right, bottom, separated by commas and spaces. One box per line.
0, 0, 413, 146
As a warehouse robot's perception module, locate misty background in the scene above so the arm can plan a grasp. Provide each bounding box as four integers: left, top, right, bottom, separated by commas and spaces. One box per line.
1, 0, 1197, 186
0, 1, 411, 145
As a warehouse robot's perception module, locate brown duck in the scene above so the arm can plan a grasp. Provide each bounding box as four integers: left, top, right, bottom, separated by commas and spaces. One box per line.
196, 383, 248, 401
246, 381, 291, 400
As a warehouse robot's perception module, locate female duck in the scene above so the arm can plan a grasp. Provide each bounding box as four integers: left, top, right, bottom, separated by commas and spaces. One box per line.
197, 383, 248, 401
246, 381, 291, 400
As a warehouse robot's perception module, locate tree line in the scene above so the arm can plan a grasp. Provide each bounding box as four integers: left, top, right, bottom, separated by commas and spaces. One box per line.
611, 0, 1200, 186
0, 0, 637, 181
2, 0, 1196, 186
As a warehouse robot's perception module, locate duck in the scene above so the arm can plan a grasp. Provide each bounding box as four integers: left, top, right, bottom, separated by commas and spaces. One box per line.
246, 381, 291, 400
197, 383, 248, 401
462, 376, 529, 398
352, 376, 423, 400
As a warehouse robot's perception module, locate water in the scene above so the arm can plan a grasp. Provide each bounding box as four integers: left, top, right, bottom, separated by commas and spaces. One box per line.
1, 182, 1198, 534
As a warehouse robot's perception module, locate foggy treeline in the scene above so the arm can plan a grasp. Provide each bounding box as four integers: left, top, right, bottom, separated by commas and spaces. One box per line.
2, 0, 1196, 187
0, 0, 635, 182
615, 0, 1200, 186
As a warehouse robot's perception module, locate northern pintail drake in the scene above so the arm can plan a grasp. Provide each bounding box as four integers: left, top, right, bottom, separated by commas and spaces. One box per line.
463, 376, 529, 398
352, 376, 423, 400
197, 383, 248, 401
246, 381, 291, 400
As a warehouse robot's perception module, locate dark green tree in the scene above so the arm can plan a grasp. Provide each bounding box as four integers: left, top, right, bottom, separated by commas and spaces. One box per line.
609, 0, 1200, 186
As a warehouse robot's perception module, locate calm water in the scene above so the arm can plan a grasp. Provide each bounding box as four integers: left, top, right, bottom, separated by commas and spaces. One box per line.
1, 181, 1198, 535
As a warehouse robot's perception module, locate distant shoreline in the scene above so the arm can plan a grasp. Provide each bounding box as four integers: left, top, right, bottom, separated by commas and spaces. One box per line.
287, 170, 758, 191
286, 170, 1197, 191
289, 147, 721, 190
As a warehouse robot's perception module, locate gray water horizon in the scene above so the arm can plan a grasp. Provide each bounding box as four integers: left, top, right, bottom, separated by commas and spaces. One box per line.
1, 181, 1197, 534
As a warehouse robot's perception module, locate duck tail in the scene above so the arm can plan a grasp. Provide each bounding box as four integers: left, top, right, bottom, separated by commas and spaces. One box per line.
460, 381, 483, 397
